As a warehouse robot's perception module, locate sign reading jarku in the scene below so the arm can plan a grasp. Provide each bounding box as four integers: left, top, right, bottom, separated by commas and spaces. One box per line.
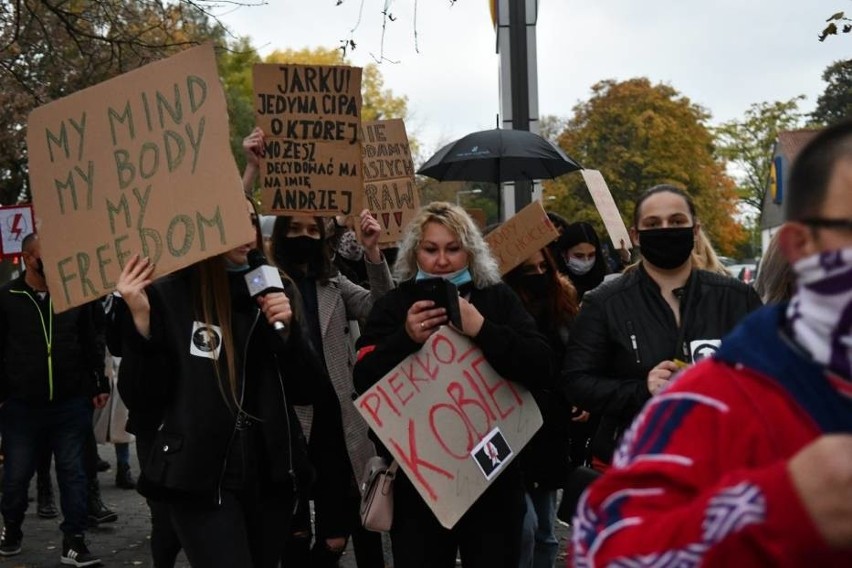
253, 64, 364, 216
354, 327, 542, 529
26, 43, 252, 313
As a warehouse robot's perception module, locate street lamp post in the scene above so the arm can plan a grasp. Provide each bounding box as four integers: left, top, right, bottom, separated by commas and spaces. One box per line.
456, 188, 483, 206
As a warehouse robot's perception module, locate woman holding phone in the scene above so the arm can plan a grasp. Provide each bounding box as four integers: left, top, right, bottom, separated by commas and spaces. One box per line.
353, 201, 553, 568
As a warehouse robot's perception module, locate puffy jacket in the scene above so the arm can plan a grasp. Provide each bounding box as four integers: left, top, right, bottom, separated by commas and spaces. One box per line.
562, 266, 762, 462
117, 267, 326, 506
0, 273, 105, 403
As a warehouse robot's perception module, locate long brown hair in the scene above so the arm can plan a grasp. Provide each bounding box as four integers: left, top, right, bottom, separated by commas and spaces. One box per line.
505, 247, 579, 330
190, 195, 266, 410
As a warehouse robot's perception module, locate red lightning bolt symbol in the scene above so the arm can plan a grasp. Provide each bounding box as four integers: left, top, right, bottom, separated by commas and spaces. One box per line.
10, 214, 23, 241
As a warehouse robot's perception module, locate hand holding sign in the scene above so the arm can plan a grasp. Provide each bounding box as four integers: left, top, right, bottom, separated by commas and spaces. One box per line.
358, 208, 382, 262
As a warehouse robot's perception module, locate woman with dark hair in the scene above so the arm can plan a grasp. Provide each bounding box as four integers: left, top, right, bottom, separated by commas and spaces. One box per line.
271, 211, 393, 567
353, 201, 553, 567
504, 247, 585, 568
115, 197, 323, 567
555, 222, 609, 298
562, 185, 762, 468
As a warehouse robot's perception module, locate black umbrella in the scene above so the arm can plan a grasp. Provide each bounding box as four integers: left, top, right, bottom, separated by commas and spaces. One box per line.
417, 128, 582, 183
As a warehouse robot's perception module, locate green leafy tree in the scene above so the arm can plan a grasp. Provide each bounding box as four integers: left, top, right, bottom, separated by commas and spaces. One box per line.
715, 97, 805, 213
545, 78, 746, 256
811, 59, 852, 125
222, 45, 413, 174
0, 0, 225, 205
819, 9, 851, 41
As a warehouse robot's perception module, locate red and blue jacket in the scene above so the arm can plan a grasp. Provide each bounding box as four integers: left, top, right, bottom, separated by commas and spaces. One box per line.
571, 304, 852, 567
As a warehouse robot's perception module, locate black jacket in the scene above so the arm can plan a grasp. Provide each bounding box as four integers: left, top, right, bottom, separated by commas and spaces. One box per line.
117, 268, 325, 506
562, 266, 762, 462
0, 273, 105, 403
353, 279, 554, 396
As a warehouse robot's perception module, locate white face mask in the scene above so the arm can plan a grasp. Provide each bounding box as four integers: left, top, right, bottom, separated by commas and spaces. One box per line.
786, 247, 852, 389
567, 256, 595, 275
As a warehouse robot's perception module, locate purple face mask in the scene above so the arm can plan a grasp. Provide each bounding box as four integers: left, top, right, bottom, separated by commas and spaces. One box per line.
786, 247, 852, 390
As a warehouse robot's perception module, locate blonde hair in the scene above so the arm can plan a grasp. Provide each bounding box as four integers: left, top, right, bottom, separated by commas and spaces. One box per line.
691, 228, 729, 275
394, 201, 501, 288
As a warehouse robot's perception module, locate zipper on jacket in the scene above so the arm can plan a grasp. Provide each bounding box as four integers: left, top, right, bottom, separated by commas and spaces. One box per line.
215, 310, 261, 506
275, 358, 298, 514
11, 290, 54, 401
626, 320, 640, 364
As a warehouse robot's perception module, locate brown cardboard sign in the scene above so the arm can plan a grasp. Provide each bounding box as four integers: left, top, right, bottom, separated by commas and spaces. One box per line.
362, 119, 419, 244
581, 170, 632, 251
26, 44, 251, 313
253, 64, 363, 216
354, 327, 542, 529
484, 200, 559, 275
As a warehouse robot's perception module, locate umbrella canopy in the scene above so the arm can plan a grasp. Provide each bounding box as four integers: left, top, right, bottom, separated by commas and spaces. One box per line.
417, 128, 582, 183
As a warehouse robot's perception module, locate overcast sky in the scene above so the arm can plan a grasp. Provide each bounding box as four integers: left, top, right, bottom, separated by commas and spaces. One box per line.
217, 0, 849, 159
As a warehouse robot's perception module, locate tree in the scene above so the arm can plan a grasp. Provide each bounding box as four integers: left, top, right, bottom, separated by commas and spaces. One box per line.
221, 45, 412, 174
0, 0, 227, 205
811, 59, 852, 125
819, 9, 851, 41
714, 97, 805, 213
545, 78, 746, 256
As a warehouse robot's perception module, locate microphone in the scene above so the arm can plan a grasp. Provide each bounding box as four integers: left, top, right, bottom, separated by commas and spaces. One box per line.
245, 249, 287, 332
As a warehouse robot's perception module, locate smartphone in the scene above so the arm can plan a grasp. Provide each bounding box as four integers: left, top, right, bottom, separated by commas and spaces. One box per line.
412, 277, 462, 329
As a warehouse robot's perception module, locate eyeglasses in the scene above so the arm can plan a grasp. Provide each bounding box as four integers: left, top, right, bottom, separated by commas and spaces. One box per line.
800, 218, 852, 231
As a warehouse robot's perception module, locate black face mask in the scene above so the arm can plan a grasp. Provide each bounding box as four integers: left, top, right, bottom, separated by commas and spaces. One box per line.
517, 273, 551, 299
638, 227, 695, 270
279, 235, 322, 266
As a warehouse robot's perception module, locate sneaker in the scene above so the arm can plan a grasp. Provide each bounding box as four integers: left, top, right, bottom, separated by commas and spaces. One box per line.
0, 524, 22, 557
61, 533, 101, 567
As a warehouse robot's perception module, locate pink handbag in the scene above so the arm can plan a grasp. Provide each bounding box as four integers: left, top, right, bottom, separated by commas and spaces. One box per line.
359, 456, 398, 532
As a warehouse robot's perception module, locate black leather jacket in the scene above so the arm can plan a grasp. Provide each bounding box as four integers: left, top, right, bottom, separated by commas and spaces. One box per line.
117, 268, 325, 506
562, 266, 762, 462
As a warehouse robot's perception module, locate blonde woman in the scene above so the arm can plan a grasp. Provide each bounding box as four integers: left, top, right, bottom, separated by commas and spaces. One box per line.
353, 202, 553, 567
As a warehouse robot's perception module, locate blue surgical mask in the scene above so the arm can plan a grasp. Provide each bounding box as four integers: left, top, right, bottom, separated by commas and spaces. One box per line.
567, 256, 595, 275
416, 265, 473, 288
224, 258, 249, 272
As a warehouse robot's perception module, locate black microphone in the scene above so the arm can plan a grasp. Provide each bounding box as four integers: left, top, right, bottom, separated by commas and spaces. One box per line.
245, 249, 287, 333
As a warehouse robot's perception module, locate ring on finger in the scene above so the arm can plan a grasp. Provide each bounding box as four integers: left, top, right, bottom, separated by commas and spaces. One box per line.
420, 321, 425, 329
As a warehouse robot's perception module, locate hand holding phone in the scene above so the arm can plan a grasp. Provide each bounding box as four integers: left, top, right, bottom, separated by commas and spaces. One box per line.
412, 278, 462, 329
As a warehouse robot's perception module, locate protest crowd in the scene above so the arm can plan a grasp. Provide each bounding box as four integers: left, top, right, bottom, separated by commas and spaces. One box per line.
1, 47, 851, 568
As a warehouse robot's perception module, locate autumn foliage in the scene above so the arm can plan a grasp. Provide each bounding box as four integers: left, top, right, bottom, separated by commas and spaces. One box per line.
545, 78, 746, 256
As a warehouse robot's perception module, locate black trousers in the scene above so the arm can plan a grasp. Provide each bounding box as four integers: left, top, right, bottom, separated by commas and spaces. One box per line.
170, 484, 295, 568
136, 431, 183, 568
390, 469, 525, 568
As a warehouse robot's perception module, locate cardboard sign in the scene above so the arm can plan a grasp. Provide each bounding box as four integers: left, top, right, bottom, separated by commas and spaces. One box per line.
362, 119, 419, 244
253, 64, 364, 216
581, 170, 632, 251
0, 205, 35, 257
484, 200, 559, 275
27, 44, 251, 313
354, 327, 542, 529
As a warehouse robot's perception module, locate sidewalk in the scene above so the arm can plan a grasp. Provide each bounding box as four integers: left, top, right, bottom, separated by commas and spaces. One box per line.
0, 445, 573, 567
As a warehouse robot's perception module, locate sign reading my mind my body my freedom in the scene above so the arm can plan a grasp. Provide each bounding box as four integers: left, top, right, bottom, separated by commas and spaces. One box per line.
253, 64, 364, 216
27, 44, 253, 313
355, 328, 543, 529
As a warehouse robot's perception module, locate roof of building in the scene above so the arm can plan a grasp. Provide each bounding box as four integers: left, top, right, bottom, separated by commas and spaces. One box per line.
776, 129, 820, 161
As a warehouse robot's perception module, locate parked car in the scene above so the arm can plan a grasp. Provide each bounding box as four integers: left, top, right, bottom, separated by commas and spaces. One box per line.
726, 263, 757, 284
